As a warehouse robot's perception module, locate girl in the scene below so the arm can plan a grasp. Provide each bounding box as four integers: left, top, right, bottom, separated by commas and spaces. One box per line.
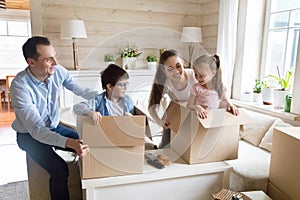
187, 54, 239, 119
148, 49, 197, 148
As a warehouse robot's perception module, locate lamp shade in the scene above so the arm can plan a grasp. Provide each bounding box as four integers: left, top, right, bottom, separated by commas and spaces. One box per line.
181, 27, 202, 43
0, 0, 5, 10
60, 20, 87, 39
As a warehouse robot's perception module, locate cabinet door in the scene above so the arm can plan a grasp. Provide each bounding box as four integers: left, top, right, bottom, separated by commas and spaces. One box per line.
60, 71, 102, 108
60, 70, 155, 109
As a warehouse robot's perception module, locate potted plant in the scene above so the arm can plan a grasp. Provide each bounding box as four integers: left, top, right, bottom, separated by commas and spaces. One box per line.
146, 54, 157, 70
104, 53, 115, 65
261, 78, 274, 105
120, 45, 142, 69
253, 79, 263, 102
268, 66, 294, 108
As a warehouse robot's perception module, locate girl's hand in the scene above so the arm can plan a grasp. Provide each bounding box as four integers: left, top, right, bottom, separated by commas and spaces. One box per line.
195, 105, 208, 119
163, 121, 170, 129
88, 111, 102, 124
227, 104, 239, 115
159, 119, 170, 129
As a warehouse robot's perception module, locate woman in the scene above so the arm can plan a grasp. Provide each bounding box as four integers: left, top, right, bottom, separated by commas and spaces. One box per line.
148, 49, 197, 148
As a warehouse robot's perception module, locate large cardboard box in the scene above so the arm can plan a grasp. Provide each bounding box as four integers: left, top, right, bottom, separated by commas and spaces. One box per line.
78, 115, 145, 179
164, 101, 252, 164
268, 127, 300, 200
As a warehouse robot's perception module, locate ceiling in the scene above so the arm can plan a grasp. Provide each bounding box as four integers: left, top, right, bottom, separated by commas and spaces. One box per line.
6, 0, 29, 10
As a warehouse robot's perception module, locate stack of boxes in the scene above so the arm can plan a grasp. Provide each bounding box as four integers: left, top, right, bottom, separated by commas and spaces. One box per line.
78, 115, 145, 179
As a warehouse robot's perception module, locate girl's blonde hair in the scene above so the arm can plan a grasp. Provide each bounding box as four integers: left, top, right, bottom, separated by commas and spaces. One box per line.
193, 54, 223, 98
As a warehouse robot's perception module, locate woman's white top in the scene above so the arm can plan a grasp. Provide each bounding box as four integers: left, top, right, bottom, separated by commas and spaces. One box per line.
164, 68, 197, 102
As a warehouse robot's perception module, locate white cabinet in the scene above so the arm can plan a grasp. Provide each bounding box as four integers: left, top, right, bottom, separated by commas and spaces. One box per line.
59, 69, 155, 108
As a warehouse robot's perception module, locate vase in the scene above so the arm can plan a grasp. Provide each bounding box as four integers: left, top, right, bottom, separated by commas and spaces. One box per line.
253, 92, 262, 102
262, 87, 273, 105
105, 61, 115, 66
122, 57, 137, 70
273, 89, 287, 108
147, 62, 157, 70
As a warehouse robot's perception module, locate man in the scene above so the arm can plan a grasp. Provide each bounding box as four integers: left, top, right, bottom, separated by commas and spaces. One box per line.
11, 36, 94, 200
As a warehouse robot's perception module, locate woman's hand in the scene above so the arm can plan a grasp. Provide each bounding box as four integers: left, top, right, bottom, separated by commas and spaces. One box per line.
88, 111, 102, 124
195, 105, 208, 119
227, 104, 239, 115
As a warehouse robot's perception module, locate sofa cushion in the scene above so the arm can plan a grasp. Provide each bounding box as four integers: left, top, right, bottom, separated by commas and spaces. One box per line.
225, 140, 271, 192
239, 110, 276, 146
258, 119, 292, 152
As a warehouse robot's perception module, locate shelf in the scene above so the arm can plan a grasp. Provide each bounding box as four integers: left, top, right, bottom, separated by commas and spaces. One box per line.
231, 99, 300, 125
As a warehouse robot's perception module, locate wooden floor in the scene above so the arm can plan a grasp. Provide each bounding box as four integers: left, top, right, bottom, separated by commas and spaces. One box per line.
0, 105, 27, 185
0, 102, 15, 126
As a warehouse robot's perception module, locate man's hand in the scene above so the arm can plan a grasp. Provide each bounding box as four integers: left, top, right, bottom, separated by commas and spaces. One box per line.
65, 138, 89, 157
88, 111, 102, 124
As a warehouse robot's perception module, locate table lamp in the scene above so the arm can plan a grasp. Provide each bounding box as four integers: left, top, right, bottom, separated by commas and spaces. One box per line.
61, 20, 87, 70
180, 27, 202, 67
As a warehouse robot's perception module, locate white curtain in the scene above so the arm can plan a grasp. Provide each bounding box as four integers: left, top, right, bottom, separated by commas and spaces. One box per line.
217, 0, 239, 98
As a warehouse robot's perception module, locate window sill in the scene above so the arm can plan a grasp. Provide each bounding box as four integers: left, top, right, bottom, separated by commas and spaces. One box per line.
231, 99, 300, 126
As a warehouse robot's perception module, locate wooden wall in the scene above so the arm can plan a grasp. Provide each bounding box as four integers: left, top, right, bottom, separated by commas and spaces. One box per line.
30, 0, 219, 70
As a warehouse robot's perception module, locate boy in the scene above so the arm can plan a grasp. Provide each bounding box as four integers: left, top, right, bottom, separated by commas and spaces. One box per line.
73, 64, 134, 124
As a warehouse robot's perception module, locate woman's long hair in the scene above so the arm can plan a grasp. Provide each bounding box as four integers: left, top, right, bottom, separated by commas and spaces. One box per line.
148, 50, 179, 109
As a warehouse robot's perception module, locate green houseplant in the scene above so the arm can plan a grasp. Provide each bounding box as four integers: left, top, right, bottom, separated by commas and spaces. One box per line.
268, 67, 294, 91
146, 54, 157, 62
120, 45, 142, 58
146, 54, 157, 70
104, 54, 115, 62
268, 66, 294, 108
120, 45, 142, 69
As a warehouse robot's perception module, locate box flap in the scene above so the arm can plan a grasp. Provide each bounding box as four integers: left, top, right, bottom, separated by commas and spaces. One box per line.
81, 116, 145, 147
163, 101, 190, 133
197, 108, 254, 128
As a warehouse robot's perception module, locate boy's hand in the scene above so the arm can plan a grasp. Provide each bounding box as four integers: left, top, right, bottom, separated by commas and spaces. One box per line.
195, 105, 208, 119
124, 112, 133, 116
88, 111, 102, 124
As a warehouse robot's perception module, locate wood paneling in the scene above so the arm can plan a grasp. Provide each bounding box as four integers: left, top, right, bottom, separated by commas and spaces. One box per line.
6, 0, 29, 10
30, 0, 219, 70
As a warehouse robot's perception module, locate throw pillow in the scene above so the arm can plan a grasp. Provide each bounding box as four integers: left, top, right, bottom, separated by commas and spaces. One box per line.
259, 119, 292, 152
239, 110, 276, 146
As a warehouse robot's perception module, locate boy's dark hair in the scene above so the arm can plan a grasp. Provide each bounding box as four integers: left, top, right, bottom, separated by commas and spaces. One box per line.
23, 36, 51, 60
101, 64, 129, 90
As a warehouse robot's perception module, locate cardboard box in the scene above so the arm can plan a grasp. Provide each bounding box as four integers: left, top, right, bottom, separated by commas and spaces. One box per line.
269, 127, 300, 200
78, 115, 145, 179
164, 101, 252, 164
268, 181, 291, 200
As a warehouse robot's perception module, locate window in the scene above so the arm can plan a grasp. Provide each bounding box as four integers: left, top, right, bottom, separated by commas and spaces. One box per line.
262, 0, 300, 84
0, 15, 31, 70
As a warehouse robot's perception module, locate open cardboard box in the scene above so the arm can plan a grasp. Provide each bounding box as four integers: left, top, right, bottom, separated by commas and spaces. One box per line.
78, 115, 146, 179
163, 101, 253, 164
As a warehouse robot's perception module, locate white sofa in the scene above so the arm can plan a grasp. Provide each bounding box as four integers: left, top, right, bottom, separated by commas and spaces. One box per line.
225, 109, 293, 193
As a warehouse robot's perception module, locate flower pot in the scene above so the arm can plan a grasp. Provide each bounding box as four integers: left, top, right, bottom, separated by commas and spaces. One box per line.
273, 89, 287, 108
147, 62, 157, 70
253, 92, 262, 102
262, 87, 273, 105
122, 57, 137, 70
105, 61, 115, 66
